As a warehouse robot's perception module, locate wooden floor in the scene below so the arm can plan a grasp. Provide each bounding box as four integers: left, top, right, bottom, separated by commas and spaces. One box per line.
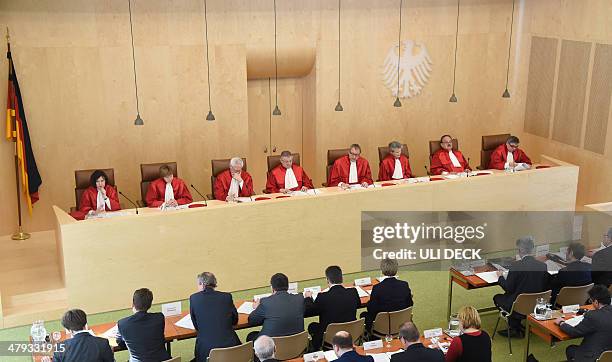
0, 231, 67, 329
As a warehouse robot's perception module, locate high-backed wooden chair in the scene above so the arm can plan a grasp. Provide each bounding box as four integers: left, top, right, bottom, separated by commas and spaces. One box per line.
72, 168, 116, 212
324, 148, 350, 186
555, 283, 594, 307
267, 153, 301, 173
377, 144, 409, 163
209, 158, 247, 200
371, 306, 413, 339
428, 138, 459, 159
139, 162, 177, 207
480, 133, 510, 169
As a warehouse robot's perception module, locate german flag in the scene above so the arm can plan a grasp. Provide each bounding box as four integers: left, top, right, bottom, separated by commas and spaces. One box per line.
6, 46, 42, 213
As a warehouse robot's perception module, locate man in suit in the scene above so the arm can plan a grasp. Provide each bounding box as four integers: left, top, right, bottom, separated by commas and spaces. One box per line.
254, 335, 280, 362
362, 258, 413, 332
247, 273, 305, 341
555, 285, 612, 361
551, 242, 592, 305
331, 331, 374, 362
390, 322, 444, 362
304, 265, 361, 349
493, 236, 549, 338
592, 227, 612, 287
189, 272, 240, 361
53, 309, 114, 362
116, 288, 170, 362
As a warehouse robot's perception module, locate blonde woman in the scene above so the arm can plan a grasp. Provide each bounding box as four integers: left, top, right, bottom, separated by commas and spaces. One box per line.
445, 306, 491, 362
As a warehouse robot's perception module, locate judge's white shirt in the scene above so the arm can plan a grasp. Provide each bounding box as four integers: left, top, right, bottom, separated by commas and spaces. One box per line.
392, 158, 403, 179
96, 190, 111, 211
448, 151, 462, 168
505, 151, 515, 169
349, 161, 358, 184
228, 177, 244, 198
284, 167, 299, 189
164, 182, 175, 203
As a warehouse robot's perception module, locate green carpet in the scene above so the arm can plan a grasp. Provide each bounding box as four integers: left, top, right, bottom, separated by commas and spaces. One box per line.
0, 268, 577, 361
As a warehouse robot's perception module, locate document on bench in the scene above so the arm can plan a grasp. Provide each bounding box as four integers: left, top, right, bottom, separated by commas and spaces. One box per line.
101, 324, 119, 338
237, 301, 255, 315
353, 286, 369, 298
475, 271, 500, 284
564, 315, 584, 327
175, 314, 195, 330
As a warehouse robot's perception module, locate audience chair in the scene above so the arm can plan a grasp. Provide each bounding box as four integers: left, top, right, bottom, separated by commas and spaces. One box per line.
139, 162, 177, 207
371, 306, 413, 339
377, 144, 409, 163
272, 330, 309, 360
597, 351, 612, 362
72, 168, 116, 212
324, 148, 350, 186
480, 133, 510, 169
322, 318, 365, 350
555, 283, 594, 307
207, 341, 253, 362
492, 290, 552, 355
209, 158, 247, 200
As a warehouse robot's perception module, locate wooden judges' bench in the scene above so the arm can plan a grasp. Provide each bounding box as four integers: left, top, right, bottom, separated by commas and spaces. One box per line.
52, 155, 578, 316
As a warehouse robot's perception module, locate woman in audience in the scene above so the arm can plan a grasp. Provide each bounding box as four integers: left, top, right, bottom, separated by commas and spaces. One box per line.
445, 306, 491, 362
79, 169, 121, 216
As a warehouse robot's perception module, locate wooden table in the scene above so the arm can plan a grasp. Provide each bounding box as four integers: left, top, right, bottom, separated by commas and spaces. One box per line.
447, 265, 499, 319
51, 156, 578, 317
523, 305, 594, 361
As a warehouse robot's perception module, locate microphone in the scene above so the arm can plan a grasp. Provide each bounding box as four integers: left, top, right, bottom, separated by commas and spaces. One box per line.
466, 157, 471, 176
190, 184, 208, 206
118, 191, 139, 215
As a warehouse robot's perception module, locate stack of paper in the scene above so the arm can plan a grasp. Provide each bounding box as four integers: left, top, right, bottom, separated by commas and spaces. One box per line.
475, 271, 500, 284
237, 301, 255, 315
545, 260, 564, 275
175, 314, 195, 330
253, 293, 272, 302
564, 315, 584, 327
101, 324, 119, 338
235, 197, 253, 203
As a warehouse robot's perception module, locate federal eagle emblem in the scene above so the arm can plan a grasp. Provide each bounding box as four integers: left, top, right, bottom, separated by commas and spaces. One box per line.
382, 40, 433, 99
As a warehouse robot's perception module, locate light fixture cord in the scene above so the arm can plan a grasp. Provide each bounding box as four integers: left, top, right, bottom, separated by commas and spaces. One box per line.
505, 0, 515, 89
128, 0, 140, 115
204, 0, 213, 112
338, 0, 341, 102
396, 0, 403, 97
274, 0, 279, 107
451, 0, 460, 94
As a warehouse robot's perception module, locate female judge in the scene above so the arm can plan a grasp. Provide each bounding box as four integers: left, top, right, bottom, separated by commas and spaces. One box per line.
79, 170, 121, 216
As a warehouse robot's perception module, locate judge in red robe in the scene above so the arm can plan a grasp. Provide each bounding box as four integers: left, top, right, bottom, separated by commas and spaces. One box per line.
265, 151, 314, 193
378, 141, 412, 181
145, 164, 193, 207
430, 135, 471, 175
328, 144, 373, 187
214, 157, 255, 201
78, 170, 121, 214
488, 135, 532, 170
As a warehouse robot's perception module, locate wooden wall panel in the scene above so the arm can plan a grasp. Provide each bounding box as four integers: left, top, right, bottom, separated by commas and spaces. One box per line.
523, 36, 558, 138
584, 43, 612, 154
551, 40, 591, 147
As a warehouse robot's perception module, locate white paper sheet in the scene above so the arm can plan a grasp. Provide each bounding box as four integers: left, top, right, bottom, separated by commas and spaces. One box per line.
235, 197, 253, 203
353, 286, 369, 298
101, 324, 119, 338
366, 353, 391, 362
175, 314, 195, 330
303, 286, 322, 301
237, 301, 255, 315
253, 293, 272, 302
475, 271, 499, 284
546, 260, 564, 275
564, 315, 584, 327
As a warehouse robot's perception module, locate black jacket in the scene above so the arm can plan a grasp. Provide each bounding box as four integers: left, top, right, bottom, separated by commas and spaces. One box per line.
560, 304, 612, 362
551, 260, 592, 303
189, 288, 240, 361
116, 311, 170, 362
496, 256, 549, 311
591, 246, 612, 287
390, 343, 444, 362
304, 284, 361, 331
248, 291, 305, 337
54, 331, 114, 362
366, 277, 413, 326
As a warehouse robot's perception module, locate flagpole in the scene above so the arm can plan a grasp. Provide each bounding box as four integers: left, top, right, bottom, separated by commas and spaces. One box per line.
6, 27, 30, 240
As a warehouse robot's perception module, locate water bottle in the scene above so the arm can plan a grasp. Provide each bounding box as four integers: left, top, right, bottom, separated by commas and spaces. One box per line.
448, 314, 461, 337
534, 298, 548, 320
30, 320, 47, 342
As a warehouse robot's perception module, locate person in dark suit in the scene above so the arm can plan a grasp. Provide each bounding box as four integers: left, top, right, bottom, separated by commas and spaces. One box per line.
254, 335, 280, 362
247, 273, 305, 341
53, 309, 114, 362
390, 322, 444, 362
551, 242, 592, 305
555, 285, 612, 361
116, 288, 170, 362
189, 272, 240, 361
331, 331, 374, 362
361, 258, 413, 332
592, 228, 612, 288
304, 265, 361, 349
493, 236, 549, 338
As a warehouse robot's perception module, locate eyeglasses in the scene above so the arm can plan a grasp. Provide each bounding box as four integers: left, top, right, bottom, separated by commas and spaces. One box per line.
508, 143, 519, 148
349, 152, 360, 157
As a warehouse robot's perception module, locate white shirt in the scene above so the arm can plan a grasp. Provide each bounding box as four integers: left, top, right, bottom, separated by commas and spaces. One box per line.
349, 161, 358, 184
164, 182, 174, 203
392, 158, 403, 179
284, 167, 299, 189
505, 151, 514, 170
96, 190, 111, 211
448, 151, 462, 168
228, 177, 244, 198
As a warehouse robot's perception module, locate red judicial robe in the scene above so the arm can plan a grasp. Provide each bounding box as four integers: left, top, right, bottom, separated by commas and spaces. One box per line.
265, 164, 314, 193
430, 149, 471, 175
378, 154, 412, 181
327, 155, 373, 187
488, 144, 532, 170
78, 185, 121, 213
214, 169, 254, 201
145, 177, 193, 207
